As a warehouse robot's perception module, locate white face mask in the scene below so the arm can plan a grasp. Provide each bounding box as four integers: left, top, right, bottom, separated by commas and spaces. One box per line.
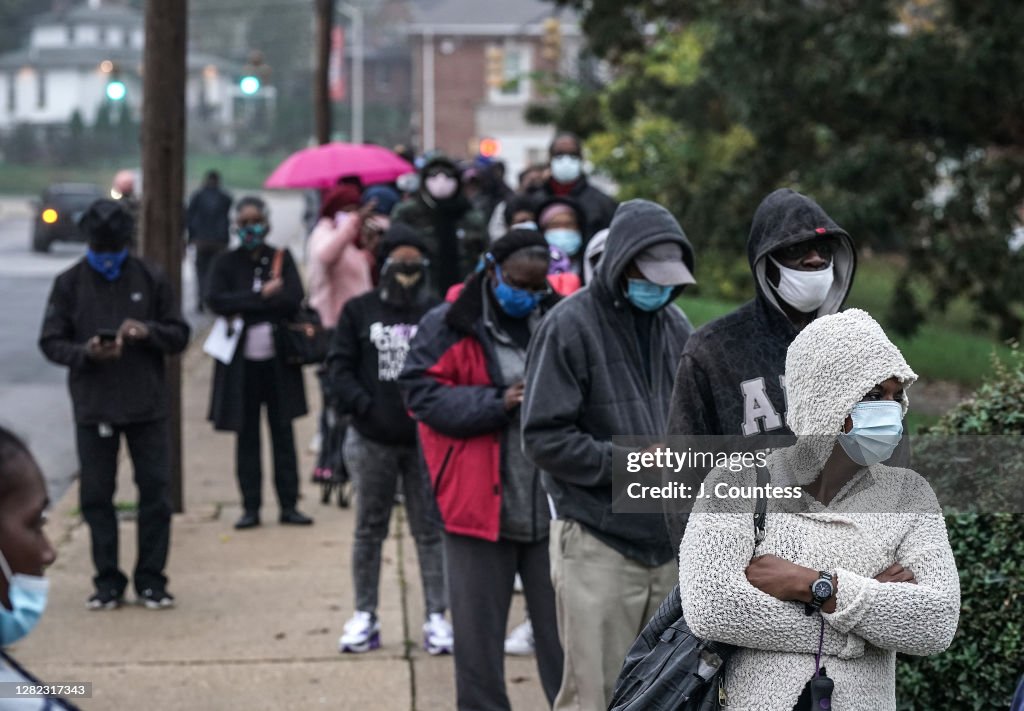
769, 256, 834, 313
550, 155, 582, 184
425, 174, 458, 200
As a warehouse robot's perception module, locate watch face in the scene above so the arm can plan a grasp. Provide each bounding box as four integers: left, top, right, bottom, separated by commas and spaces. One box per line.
812, 579, 834, 600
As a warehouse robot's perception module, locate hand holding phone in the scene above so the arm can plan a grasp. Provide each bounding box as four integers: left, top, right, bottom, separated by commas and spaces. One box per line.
87, 330, 122, 362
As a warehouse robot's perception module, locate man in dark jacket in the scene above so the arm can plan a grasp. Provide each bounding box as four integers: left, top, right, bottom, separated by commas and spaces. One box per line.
186, 170, 233, 313
390, 156, 487, 295
532, 132, 617, 243
39, 199, 190, 611
327, 230, 450, 656
664, 188, 856, 545
521, 199, 696, 711
400, 230, 564, 710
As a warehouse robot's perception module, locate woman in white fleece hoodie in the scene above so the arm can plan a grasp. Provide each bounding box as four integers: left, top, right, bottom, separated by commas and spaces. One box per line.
678, 309, 960, 711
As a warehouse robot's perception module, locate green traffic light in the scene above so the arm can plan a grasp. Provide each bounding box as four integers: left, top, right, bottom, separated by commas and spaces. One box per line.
239, 76, 260, 95
106, 80, 127, 101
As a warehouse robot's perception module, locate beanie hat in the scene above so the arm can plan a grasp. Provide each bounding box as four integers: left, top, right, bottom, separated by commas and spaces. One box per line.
320, 184, 363, 218
488, 229, 550, 264
79, 199, 133, 251
362, 185, 400, 216
378, 222, 429, 262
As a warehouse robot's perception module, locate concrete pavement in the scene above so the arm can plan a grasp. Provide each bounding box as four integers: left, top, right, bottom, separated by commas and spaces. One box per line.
7, 336, 548, 710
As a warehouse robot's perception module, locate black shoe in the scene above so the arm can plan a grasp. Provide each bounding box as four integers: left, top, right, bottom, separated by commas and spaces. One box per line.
137, 587, 175, 610
234, 511, 261, 529
86, 588, 124, 611
279, 509, 314, 526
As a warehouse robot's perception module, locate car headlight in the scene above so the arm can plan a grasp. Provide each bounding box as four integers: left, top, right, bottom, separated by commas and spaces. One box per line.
42, 208, 58, 224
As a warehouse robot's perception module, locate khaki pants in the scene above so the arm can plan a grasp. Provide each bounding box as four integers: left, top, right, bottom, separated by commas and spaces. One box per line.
549, 519, 678, 711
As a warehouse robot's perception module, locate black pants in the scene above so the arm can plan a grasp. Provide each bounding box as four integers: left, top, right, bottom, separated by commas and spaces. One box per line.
194, 241, 226, 311
237, 359, 300, 513
444, 532, 564, 711
75, 419, 172, 595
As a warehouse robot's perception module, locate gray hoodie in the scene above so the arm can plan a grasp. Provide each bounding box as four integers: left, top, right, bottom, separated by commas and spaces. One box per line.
521, 199, 695, 566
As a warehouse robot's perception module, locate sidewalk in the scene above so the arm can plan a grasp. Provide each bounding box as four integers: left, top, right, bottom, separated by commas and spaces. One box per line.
10, 339, 547, 710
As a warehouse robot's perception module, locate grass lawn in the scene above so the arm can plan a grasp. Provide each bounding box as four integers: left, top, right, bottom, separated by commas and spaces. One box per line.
0, 153, 288, 195
677, 257, 1013, 389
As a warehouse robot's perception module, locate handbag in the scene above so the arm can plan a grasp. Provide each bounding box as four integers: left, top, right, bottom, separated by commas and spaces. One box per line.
270, 249, 329, 366
608, 464, 771, 711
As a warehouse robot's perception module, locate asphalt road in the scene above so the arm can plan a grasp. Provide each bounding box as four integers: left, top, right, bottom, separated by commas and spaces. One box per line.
0, 192, 306, 504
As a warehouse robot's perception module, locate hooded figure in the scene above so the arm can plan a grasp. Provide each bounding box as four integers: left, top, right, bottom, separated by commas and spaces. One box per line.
521, 199, 695, 711
668, 188, 856, 440
678, 309, 959, 711
390, 156, 487, 295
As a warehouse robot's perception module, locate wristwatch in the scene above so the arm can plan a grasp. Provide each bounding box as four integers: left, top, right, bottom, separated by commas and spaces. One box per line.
804, 570, 835, 615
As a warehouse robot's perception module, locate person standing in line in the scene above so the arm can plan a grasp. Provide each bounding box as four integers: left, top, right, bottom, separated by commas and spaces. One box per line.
400, 230, 564, 710
529, 132, 617, 243
521, 200, 697, 711
39, 199, 190, 610
488, 164, 549, 241
327, 231, 451, 655
391, 156, 486, 296
205, 196, 314, 530
186, 170, 234, 313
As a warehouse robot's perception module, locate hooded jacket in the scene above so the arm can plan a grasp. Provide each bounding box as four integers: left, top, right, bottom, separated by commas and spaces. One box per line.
678, 309, 959, 711
521, 199, 695, 566
390, 157, 487, 295
667, 189, 855, 441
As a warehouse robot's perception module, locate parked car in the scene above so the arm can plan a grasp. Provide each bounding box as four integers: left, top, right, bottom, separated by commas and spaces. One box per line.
31, 183, 106, 253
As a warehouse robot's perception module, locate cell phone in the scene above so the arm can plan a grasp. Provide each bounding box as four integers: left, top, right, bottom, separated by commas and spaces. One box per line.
96, 328, 118, 343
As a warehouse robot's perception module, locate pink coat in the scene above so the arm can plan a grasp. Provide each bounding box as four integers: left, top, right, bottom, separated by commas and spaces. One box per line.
306, 215, 378, 329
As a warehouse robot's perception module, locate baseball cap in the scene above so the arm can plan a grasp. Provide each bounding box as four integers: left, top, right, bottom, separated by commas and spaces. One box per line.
634, 242, 695, 286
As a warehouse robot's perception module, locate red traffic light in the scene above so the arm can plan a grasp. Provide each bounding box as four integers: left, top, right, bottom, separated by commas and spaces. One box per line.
479, 138, 500, 158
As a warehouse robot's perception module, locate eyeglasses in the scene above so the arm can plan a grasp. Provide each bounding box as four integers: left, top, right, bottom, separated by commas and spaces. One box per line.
773, 237, 840, 262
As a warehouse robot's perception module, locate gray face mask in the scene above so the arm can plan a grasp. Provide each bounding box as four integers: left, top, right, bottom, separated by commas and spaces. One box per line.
550, 155, 582, 184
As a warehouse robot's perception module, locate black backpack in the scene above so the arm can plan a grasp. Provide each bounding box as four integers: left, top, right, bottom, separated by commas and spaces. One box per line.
608, 465, 770, 711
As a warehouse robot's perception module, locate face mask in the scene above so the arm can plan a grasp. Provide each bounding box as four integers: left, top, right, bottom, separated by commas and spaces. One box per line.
626, 278, 673, 311
545, 228, 582, 256
550, 155, 582, 184
769, 256, 834, 313
492, 264, 543, 318
0, 549, 49, 646
838, 400, 904, 466
510, 221, 538, 231
381, 260, 426, 306
86, 247, 129, 281
238, 223, 268, 250
425, 174, 458, 201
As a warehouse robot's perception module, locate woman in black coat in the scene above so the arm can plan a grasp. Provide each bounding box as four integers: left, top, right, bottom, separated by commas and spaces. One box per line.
205, 196, 313, 529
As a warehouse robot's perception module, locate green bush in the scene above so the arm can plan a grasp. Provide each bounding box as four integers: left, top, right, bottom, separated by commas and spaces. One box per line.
896, 347, 1024, 709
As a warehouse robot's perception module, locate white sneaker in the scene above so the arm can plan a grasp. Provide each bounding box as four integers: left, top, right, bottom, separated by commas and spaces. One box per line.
338, 611, 381, 653
504, 619, 534, 656
423, 612, 454, 655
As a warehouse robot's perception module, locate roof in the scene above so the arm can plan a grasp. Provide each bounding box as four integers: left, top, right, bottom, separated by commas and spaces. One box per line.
405, 0, 579, 35
31, 4, 143, 28
0, 45, 244, 75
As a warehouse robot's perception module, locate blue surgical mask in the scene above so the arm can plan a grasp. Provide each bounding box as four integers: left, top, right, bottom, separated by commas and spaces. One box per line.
238, 223, 268, 250
86, 248, 129, 281
510, 221, 538, 232
838, 400, 904, 466
492, 264, 543, 318
626, 278, 673, 311
545, 228, 582, 256
0, 549, 49, 646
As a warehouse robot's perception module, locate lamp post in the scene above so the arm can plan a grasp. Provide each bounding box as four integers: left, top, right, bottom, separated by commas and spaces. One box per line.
337, 2, 364, 144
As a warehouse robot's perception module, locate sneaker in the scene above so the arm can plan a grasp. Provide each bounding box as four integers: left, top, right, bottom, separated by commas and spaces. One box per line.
137, 588, 175, 610
504, 619, 535, 656
86, 589, 123, 611
312, 467, 333, 483
423, 613, 454, 656
338, 611, 381, 653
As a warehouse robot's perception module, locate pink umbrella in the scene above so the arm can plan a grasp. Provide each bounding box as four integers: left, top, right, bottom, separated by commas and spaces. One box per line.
264, 142, 414, 190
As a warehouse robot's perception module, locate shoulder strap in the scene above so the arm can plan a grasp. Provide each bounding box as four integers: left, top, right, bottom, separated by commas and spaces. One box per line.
271, 249, 284, 280
754, 461, 770, 544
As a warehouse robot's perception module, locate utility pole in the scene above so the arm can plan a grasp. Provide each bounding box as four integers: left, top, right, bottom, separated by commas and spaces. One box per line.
315, 0, 334, 144
141, 0, 188, 513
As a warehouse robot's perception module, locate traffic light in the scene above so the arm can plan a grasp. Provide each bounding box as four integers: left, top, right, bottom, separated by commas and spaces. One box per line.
541, 17, 562, 61
239, 75, 260, 95
479, 137, 500, 158
485, 46, 505, 89
239, 50, 270, 96
105, 78, 127, 101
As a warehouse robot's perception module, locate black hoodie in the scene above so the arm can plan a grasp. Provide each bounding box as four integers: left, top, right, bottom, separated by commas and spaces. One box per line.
667, 189, 855, 442
522, 199, 695, 566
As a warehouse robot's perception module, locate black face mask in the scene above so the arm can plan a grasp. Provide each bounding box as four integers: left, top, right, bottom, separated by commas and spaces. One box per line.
381, 261, 426, 306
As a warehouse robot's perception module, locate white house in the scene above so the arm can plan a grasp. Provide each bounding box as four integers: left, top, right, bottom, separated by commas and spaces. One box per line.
0, 0, 247, 146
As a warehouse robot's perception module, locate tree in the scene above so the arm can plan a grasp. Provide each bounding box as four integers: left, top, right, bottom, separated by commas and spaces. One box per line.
545, 0, 1024, 339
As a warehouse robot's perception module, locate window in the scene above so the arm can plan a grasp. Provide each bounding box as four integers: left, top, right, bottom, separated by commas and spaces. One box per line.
36, 71, 45, 109
7, 74, 14, 112
488, 43, 530, 105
